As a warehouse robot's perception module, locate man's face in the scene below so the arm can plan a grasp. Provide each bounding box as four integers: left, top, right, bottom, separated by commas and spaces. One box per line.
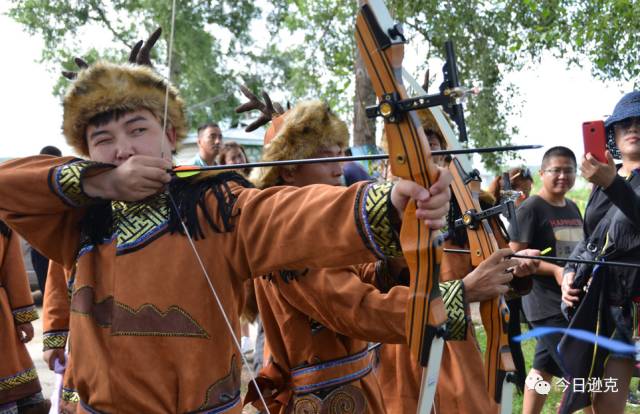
427, 134, 444, 166
198, 126, 223, 159
539, 156, 576, 196
86, 109, 175, 165
282, 145, 344, 187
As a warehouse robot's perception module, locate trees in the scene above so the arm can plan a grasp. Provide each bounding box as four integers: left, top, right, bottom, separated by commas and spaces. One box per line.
8, 0, 261, 127
7, 0, 639, 172
262, 0, 640, 171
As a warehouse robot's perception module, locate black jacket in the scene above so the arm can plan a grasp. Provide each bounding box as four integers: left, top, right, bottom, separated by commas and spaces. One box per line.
559, 168, 640, 414
566, 169, 640, 304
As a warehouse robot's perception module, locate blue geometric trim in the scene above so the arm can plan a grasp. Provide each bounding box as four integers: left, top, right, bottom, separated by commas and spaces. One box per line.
291, 348, 370, 377
290, 348, 374, 394
50, 160, 109, 207
12, 305, 38, 324
292, 365, 373, 394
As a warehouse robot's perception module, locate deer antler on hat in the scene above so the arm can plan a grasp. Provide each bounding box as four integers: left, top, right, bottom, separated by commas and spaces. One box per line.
128, 27, 162, 67
238, 86, 349, 189
61, 27, 162, 81
61, 27, 187, 156
235, 85, 285, 132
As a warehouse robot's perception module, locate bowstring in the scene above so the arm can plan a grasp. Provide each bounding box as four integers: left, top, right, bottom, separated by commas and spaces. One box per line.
159, 1, 271, 412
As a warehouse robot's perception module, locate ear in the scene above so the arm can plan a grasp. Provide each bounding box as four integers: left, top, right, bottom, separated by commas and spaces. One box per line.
166, 126, 177, 152
280, 167, 296, 185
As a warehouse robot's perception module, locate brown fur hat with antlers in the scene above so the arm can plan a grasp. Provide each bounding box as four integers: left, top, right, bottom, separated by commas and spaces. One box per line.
235, 86, 348, 188
61, 28, 187, 156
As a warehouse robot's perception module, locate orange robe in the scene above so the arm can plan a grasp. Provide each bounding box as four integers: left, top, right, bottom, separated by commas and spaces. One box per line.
375, 246, 499, 414
250, 260, 467, 414
43, 261, 79, 411
0, 221, 41, 405
0, 156, 403, 414
249, 263, 407, 413
43, 261, 70, 353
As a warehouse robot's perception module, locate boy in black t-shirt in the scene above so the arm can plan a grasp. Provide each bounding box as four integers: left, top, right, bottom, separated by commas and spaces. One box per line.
510, 147, 586, 414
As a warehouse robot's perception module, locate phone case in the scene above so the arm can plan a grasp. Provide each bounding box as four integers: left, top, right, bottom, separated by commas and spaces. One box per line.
582, 120, 606, 163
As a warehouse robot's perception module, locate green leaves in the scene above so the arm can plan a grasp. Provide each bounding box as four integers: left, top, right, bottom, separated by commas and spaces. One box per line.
6, 0, 639, 172
7, 0, 258, 128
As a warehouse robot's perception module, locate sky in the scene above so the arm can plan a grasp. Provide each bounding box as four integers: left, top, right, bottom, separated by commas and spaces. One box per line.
0, 3, 634, 170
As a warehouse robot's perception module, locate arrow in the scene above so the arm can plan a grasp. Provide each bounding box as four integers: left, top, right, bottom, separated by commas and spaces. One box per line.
172, 144, 542, 176
442, 248, 640, 270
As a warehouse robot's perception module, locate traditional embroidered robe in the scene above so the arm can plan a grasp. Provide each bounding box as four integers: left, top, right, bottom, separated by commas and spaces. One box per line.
248, 258, 467, 414
248, 263, 405, 413
0, 156, 406, 414
42, 261, 79, 410
0, 221, 41, 405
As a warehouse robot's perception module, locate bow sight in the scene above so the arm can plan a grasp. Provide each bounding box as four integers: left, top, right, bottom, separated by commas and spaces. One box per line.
365, 40, 473, 142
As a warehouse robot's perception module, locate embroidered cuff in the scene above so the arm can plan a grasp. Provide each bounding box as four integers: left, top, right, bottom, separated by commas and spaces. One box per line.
43, 330, 69, 351
0, 367, 38, 391
440, 280, 467, 341
61, 388, 80, 403
50, 160, 113, 207
12, 305, 38, 324
355, 182, 402, 259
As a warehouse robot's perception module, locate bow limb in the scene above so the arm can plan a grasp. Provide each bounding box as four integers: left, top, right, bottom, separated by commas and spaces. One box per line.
355, 1, 447, 412
402, 69, 516, 410
450, 162, 516, 412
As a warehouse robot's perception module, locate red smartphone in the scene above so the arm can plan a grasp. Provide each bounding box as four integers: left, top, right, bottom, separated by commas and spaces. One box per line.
582, 120, 606, 163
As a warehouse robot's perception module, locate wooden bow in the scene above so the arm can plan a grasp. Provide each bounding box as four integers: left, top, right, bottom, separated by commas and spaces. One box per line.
449, 157, 516, 413
402, 58, 517, 411
355, 1, 448, 412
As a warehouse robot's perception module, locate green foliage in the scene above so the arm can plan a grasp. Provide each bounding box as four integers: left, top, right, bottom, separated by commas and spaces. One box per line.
7, 0, 261, 128
6, 0, 640, 169
263, 0, 529, 172
506, 0, 640, 84
265, 0, 357, 114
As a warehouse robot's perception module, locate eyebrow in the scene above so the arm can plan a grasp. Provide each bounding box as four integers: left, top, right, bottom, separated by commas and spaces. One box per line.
89, 129, 111, 140
89, 116, 149, 140
124, 116, 148, 126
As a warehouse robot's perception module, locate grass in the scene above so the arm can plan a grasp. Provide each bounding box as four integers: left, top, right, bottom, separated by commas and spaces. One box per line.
474, 323, 640, 413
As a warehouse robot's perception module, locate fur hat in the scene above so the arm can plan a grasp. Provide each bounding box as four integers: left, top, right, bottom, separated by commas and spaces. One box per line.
251, 100, 349, 189
62, 61, 187, 156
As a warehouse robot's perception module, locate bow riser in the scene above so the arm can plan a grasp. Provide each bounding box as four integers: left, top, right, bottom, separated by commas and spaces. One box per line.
449, 157, 515, 403
356, 0, 447, 370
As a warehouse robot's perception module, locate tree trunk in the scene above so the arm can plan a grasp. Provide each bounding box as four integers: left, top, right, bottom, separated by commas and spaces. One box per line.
353, 47, 376, 147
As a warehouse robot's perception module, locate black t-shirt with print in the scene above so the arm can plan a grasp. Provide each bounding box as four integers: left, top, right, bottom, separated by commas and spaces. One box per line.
513, 195, 583, 321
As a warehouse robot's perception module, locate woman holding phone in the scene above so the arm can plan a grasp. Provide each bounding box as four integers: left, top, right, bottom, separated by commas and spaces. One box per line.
560, 91, 640, 414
